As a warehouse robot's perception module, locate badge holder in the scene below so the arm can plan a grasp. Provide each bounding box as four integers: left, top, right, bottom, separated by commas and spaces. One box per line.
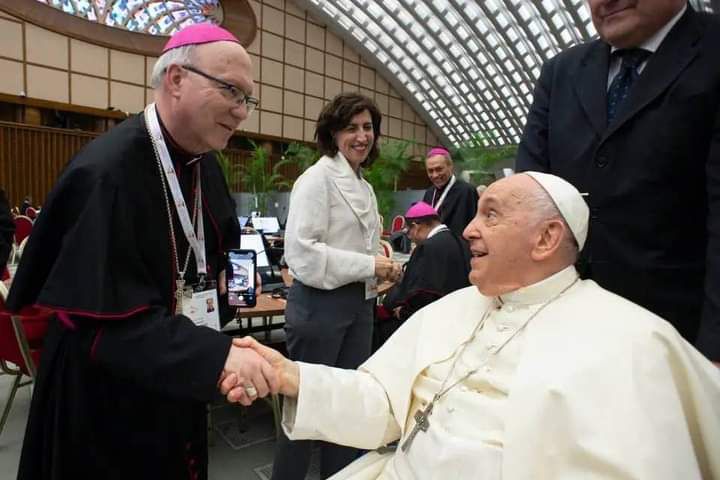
181, 279, 220, 331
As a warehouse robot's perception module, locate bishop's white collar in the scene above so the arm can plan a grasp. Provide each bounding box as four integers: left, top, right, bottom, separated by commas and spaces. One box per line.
497, 265, 579, 307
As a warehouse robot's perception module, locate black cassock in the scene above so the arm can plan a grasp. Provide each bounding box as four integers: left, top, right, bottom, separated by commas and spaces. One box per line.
6, 114, 240, 480
422, 178, 478, 241
377, 228, 470, 346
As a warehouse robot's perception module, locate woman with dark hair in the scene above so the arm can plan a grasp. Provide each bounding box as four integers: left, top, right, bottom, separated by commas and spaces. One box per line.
277, 92, 399, 479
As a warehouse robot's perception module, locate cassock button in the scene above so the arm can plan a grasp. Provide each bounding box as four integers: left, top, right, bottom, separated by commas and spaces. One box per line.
505, 305, 515, 312
496, 324, 509, 332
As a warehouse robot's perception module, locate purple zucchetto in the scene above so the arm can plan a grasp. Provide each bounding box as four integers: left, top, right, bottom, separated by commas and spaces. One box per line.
405, 201, 438, 220
162, 23, 240, 53
426, 146, 451, 160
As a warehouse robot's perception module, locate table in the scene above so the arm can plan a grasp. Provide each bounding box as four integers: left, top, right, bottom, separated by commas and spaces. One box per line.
223, 282, 395, 338
236, 293, 286, 319
223, 294, 287, 338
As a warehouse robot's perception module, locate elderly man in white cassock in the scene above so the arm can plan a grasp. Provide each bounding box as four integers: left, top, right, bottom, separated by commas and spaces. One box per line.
224, 172, 720, 479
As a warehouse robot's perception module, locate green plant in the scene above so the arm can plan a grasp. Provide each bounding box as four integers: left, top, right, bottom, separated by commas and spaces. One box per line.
364, 139, 414, 227
215, 150, 238, 188
238, 140, 289, 213
282, 142, 319, 181
451, 133, 517, 186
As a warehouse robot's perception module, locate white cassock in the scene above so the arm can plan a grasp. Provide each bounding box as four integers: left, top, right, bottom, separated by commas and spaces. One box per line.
282, 266, 720, 479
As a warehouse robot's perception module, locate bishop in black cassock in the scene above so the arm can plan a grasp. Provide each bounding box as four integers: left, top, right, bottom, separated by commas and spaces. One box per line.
422, 147, 478, 240
377, 202, 470, 347
4, 23, 258, 480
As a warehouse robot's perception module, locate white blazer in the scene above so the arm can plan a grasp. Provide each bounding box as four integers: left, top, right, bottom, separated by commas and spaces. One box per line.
285, 153, 381, 290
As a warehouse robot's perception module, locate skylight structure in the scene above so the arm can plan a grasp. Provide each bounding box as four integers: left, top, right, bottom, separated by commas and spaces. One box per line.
302, 0, 716, 146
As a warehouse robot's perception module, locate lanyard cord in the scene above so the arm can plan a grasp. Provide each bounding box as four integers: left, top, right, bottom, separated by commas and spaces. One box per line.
430, 277, 579, 404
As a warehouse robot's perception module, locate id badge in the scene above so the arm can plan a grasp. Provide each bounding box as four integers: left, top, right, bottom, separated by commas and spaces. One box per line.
365, 277, 378, 300
183, 282, 220, 331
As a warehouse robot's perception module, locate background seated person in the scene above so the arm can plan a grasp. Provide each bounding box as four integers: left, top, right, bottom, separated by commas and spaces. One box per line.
376, 202, 470, 346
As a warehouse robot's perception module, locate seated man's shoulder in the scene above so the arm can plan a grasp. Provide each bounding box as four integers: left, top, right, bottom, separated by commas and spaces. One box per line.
413, 285, 481, 319
573, 280, 676, 338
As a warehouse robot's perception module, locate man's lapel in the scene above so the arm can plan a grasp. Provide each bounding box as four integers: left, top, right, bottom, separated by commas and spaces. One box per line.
604, 7, 703, 139
573, 40, 611, 137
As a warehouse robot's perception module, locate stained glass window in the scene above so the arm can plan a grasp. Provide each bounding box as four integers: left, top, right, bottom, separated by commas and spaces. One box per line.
35, 0, 224, 36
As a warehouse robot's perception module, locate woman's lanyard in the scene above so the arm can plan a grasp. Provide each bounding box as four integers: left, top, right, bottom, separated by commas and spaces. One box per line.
431, 175, 456, 211
144, 103, 207, 310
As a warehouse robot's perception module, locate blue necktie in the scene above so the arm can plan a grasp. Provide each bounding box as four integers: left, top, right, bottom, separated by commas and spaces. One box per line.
606, 48, 651, 124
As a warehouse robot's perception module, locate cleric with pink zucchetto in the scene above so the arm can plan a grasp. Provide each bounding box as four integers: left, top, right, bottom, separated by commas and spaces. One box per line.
7, 23, 278, 480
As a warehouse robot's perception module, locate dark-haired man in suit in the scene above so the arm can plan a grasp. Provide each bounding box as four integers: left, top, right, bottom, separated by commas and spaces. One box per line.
516, 0, 720, 365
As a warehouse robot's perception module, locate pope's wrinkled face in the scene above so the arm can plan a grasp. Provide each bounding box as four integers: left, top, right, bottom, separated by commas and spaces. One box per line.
425, 155, 453, 189
177, 41, 254, 152
463, 175, 539, 296
334, 109, 374, 171
587, 0, 686, 48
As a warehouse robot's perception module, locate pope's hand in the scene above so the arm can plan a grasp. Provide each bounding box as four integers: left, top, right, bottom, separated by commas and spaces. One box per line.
219, 344, 279, 406
220, 337, 299, 401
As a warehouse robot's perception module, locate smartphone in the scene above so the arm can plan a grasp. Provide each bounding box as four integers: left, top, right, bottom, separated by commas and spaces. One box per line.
227, 249, 257, 307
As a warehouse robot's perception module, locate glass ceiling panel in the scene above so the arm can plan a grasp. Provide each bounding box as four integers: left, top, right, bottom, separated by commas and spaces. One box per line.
300, 0, 715, 146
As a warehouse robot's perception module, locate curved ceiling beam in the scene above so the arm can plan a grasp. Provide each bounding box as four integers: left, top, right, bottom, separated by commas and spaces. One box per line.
296, 0, 714, 147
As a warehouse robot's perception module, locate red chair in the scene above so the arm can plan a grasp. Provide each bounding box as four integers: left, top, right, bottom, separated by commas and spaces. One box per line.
0, 305, 53, 435
13, 215, 33, 245
25, 207, 37, 220
391, 215, 406, 233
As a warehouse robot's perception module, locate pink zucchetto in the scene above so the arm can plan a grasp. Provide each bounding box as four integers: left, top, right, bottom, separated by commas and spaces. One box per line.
426, 146, 451, 160
162, 23, 240, 53
405, 201, 438, 220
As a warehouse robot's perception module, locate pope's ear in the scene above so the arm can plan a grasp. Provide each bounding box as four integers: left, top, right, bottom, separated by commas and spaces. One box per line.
530, 218, 565, 261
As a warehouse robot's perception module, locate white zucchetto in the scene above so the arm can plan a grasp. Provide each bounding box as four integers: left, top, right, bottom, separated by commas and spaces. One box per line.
524, 171, 589, 250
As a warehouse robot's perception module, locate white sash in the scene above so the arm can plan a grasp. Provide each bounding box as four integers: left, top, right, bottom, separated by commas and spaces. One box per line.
144, 103, 207, 276
432, 175, 456, 211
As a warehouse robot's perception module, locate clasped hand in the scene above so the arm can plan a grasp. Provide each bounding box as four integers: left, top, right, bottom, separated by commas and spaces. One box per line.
219, 337, 299, 405
375, 255, 402, 283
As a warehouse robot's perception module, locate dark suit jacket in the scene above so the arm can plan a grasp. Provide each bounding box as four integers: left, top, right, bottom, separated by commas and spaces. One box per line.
422, 178, 478, 240
516, 7, 720, 360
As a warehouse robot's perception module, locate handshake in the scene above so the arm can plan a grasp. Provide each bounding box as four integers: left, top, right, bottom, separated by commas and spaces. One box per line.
218, 337, 299, 405
375, 255, 402, 283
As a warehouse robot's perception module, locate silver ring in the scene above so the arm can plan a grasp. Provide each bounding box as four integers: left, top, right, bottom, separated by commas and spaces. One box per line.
244, 384, 258, 397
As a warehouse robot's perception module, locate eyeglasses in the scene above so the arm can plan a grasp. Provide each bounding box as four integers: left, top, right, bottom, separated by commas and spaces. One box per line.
181, 65, 259, 114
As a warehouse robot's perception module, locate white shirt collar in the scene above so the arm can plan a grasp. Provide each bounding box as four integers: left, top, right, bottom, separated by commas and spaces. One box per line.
426, 223, 448, 240
610, 4, 687, 54
497, 265, 579, 306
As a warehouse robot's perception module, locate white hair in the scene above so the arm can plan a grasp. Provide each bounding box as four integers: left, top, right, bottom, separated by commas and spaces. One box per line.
150, 45, 197, 89
526, 186, 579, 262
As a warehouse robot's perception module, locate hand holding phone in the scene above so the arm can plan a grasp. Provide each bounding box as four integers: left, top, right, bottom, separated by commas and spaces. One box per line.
227, 249, 257, 307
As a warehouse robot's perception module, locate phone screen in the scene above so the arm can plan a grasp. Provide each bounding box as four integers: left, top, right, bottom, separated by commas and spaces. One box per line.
227, 249, 257, 307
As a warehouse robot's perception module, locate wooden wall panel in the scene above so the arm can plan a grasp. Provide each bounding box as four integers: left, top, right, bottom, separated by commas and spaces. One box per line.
0, 121, 97, 207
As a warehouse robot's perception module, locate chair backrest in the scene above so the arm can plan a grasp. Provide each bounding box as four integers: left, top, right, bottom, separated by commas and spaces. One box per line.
25, 207, 37, 220
379, 239, 393, 259
0, 306, 53, 378
13, 216, 33, 245
391, 215, 406, 233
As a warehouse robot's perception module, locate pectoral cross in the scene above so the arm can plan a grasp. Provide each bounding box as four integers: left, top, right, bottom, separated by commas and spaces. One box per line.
400, 401, 434, 453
